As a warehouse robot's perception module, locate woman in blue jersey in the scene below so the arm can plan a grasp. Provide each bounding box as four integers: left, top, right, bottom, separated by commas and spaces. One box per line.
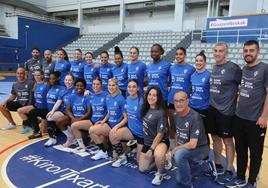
128, 47, 147, 97
27, 71, 63, 139
54, 48, 71, 85
99, 51, 114, 92
112, 46, 128, 97
84, 52, 99, 93
109, 79, 144, 168
139, 86, 169, 186
89, 78, 127, 160
45, 74, 76, 147
70, 49, 85, 81
190, 51, 211, 146
147, 44, 170, 104
17, 69, 49, 135
63, 78, 91, 152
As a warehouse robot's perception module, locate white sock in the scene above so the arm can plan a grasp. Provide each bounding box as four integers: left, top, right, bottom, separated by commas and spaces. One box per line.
76, 138, 85, 148
63, 129, 73, 138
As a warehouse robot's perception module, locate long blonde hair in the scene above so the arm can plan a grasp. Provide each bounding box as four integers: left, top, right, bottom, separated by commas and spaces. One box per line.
108, 78, 121, 95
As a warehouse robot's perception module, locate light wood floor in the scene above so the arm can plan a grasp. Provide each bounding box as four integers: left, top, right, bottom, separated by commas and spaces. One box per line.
0, 113, 268, 188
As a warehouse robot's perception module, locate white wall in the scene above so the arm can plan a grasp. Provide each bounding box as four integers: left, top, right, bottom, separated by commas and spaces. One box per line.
21, 0, 47, 10
184, 6, 207, 30
256, 0, 268, 13
229, 0, 257, 16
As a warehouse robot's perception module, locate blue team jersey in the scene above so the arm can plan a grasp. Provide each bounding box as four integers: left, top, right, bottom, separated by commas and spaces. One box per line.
106, 93, 126, 128
147, 59, 170, 100
59, 87, 76, 113
190, 70, 211, 110
99, 63, 114, 92
54, 60, 71, 85
128, 60, 147, 97
168, 63, 195, 104
126, 96, 144, 138
34, 83, 49, 109
68, 94, 91, 118
46, 85, 65, 111
90, 91, 108, 124
84, 63, 99, 92
112, 63, 128, 91
70, 60, 85, 80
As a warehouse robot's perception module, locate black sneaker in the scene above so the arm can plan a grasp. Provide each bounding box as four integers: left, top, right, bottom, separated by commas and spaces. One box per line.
28, 131, 42, 139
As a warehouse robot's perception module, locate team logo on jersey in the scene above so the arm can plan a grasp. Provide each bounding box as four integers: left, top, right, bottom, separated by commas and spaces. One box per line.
184, 69, 188, 74
185, 122, 189, 128
160, 123, 164, 130
25, 84, 28, 89
221, 69, 225, 75
121, 69, 124, 73
158, 66, 162, 70
82, 98, 85, 103
61, 64, 64, 67
134, 106, 137, 111
91, 68, 94, 71
107, 68, 110, 71
195, 130, 200, 135
148, 114, 152, 119
114, 101, 117, 106
56, 89, 59, 92
136, 67, 139, 71
254, 71, 258, 77
101, 98, 104, 102
202, 77, 206, 82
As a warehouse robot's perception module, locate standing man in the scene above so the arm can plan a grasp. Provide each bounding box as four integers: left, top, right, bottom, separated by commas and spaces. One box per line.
172, 91, 209, 188
41, 49, 55, 83
226, 40, 268, 188
0, 67, 34, 130
24, 47, 42, 82
207, 42, 242, 184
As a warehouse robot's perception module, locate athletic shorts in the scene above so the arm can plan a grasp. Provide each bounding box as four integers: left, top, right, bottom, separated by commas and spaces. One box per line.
6, 101, 23, 112
133, 134, 144, 145
207, 105, 233, 138
141, 138, 170, 153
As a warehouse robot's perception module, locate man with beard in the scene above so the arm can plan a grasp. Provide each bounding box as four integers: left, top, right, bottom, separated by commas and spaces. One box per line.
226, 40, 268, 188
41, 49, 55, 83
24, 47, 42, 82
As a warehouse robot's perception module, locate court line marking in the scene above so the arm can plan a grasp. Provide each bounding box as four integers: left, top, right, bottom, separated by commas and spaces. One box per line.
36, 160, 113, 188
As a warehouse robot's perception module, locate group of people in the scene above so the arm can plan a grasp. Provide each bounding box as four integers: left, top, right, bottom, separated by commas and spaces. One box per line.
0, 40, 267, 188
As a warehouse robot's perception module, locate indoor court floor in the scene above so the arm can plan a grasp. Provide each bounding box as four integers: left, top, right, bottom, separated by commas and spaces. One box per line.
0, 74, 267, 188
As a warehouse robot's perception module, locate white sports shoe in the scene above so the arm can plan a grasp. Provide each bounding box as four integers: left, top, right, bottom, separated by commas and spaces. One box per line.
62, 137, 76, 147
1, 123, 16, 130
44, 138, 57, 147
152, 172, 163, 186
112, 154, 127, 168
91, 150, 108, 160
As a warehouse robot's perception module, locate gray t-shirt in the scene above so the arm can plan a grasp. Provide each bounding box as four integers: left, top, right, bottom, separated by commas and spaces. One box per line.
209, 61, 241, 115
142, 109, 167, 146
173, 108, 207, 147
41, 59, 55, 82
24, 58, 42, 81
236, 62, 268, 121
11, 80, 35, 106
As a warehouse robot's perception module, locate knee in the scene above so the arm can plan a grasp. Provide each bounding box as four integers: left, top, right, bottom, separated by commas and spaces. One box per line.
154, 150, 165, 161
223, 138, 234, 146
138, 164, 147, 173
88, 127, 95, 135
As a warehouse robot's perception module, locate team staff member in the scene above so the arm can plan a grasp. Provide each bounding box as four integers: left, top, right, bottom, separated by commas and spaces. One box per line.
89, 78, 127, 161
0, 67, 34, 130
99, 51, 114, 92
139, 86, 169, 186
128, 47, 147, 97
41, 49, 55, 83
70, 49, 85, 80
172, 91, 209, 188
84, 52, 99, 93
112, 46, 128, 97
226, 40, 268, 188
207, 42, 241, 183
54, 48, 71, 85
24, 47, 42, 82
109, 80, 144, 168
190, 51, 211, 147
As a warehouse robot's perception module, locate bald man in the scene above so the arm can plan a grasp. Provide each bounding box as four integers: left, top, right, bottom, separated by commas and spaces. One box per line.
0, 67, 34, 130
41, 49, 55, 82
171, 91, 209, 187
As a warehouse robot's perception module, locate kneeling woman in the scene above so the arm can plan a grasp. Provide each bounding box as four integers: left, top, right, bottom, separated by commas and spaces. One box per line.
109, 79, 144, 167
67, 78, 91, 152
89, 78, 127, 160
139, 86, 169, 186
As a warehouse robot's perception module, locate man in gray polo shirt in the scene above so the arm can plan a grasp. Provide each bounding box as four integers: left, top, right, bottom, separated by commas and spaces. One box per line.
41, 49, 55, 83
171, 91, 209, 188
0, 67, 34, 130
24, 47, 42, 82
226, 40, 268, 188
207, 42, 241, 184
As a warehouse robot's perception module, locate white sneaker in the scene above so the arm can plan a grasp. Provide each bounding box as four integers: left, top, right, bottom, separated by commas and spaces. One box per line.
1, 123, 16, 130
152, 172, 163, 186
62, 137, 76, 147
112, 154, 127, 168
72, 147, 86, 154
44, 138, 57, 147
91, 150, 108, 160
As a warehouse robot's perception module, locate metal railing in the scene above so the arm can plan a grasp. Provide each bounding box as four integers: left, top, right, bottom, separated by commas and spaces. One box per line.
6, 11, 65, 25
192, 28, 268, 44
